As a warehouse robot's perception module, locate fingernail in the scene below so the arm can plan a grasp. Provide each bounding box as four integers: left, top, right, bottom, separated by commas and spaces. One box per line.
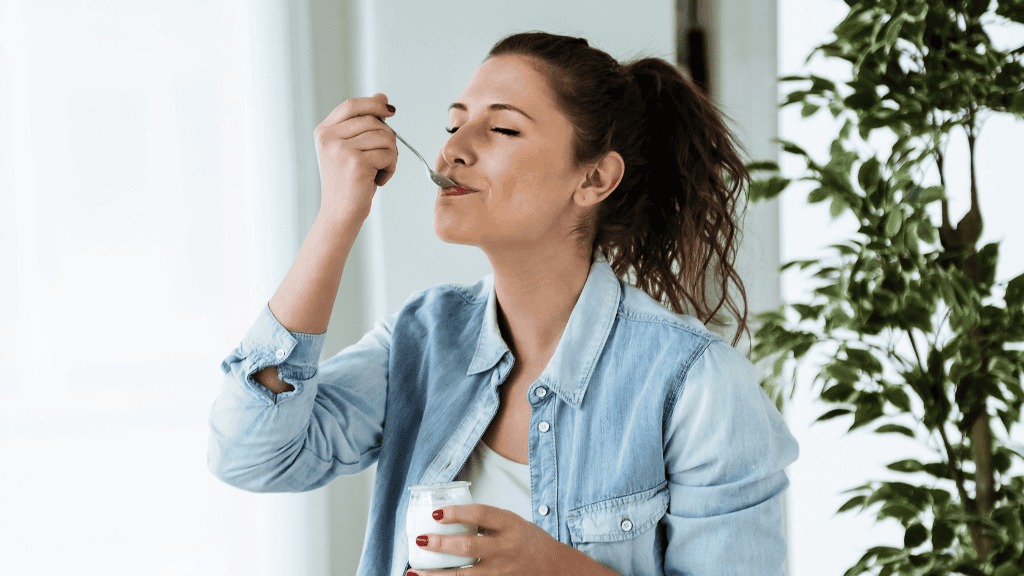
387, 104, 396, 113
432, 509, 443, 521
415, 535, 428, 547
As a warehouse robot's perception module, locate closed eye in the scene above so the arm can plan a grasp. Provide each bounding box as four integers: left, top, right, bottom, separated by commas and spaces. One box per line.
445, 126, 520, 136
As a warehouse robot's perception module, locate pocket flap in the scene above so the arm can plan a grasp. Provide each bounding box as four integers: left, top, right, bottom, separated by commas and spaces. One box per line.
567, 484, 669, 544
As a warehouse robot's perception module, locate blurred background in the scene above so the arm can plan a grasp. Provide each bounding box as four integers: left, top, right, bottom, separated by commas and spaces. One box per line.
0, 0, 1020, 574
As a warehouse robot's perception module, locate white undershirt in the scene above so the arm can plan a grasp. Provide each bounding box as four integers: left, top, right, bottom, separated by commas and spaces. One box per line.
455, 441, 533, 523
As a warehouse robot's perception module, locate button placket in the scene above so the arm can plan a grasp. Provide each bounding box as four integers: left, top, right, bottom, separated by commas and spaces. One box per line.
529, 387, 558, 537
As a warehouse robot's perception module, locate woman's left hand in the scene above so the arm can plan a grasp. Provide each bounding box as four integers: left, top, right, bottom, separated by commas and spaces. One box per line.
407, 504, 610, 576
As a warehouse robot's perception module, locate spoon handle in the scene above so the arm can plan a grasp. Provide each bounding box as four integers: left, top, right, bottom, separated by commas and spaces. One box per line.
389, 127, 430, 171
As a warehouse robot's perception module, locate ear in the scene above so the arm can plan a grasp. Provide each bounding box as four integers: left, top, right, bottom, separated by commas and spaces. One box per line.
575, 151, 625, 207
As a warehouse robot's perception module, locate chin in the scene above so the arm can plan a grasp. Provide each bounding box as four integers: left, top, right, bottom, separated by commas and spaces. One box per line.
432, 212, 477, 246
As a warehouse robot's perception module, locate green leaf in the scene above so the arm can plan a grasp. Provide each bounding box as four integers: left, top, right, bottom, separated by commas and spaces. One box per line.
929, 489, 951, 507
875, 424, 915, 438
749, 177, 792, 202
801, 102, 821, 118
826, 362, 860, 384
882, 14, 905, 50
904, 522, 927, 548
857, 158, 881, 193
777, 139, 810, 157
830, 196, 848, 218
931, 520, 954, 550
838, 494, 866, 513
1010, 90, 1024, 119
746, 161, 781, 172
883, 387, 912, 412
808, 187, 830, 203
883, 210, 903, 237
916, 185, 945, 204
822, 383, 856, 402
878, 503, 916, 522
850, 400, 884, 430
886, 459, 923, 473
921, 463, 953, 480
1005, 271, 1024, 308
816, 408, 852, 422
845, 348, 882, 374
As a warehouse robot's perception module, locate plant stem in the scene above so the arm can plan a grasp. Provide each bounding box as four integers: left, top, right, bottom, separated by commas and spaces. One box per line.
937, 422, 974, 512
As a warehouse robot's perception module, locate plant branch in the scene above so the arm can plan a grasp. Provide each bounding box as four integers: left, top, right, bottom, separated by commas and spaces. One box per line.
907, 329, 924, 371
937, 422, 975, 512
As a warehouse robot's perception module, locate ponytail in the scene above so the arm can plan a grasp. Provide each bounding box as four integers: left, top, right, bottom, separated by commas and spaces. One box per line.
488, 32, 750, 347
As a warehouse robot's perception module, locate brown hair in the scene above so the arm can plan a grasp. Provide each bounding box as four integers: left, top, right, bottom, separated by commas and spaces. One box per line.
488, 32, 751, 347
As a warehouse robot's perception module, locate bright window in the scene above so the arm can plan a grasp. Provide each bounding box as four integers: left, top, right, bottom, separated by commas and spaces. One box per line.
0, 1, 313, 573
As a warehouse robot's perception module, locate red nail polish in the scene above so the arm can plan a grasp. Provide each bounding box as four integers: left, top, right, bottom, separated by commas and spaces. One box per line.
416, 535, 428, 547
432, 509, 443, 521
387, 104, 396, 113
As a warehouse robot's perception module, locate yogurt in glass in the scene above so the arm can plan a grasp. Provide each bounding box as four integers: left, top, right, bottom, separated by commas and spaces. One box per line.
406, 481, 478, 571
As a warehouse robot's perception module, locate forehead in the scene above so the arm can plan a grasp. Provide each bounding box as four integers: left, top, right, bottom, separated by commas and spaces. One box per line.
454, 55, 558, 116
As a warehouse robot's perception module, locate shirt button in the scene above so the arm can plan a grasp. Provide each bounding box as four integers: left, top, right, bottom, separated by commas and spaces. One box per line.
535, 387, 547, 398
620, 519, 633, 532
538, 505, 549, 516
537, 421, 550, 433
275, 348, 286, 359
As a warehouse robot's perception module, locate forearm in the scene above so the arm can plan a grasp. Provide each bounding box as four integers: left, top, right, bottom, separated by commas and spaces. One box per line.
258, 210, 366, 393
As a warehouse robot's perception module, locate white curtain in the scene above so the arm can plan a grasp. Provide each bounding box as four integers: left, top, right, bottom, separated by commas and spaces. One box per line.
0, 1, 332, 574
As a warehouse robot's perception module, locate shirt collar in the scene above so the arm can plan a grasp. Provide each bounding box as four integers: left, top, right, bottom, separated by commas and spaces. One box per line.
466, 255, 622, 408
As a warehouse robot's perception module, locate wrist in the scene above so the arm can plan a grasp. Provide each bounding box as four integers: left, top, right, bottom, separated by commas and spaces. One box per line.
314, 204, 368, 234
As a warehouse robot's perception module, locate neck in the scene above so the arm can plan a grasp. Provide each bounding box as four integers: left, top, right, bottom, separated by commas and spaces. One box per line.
484, 242, 593, 363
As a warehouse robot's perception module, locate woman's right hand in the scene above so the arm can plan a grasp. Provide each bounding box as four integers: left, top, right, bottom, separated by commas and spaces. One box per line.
314, 93, 398, 220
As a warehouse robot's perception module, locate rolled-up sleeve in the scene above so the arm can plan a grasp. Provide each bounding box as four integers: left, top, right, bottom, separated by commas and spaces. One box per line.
207, 304, 392, 493
662, 339, 799, 575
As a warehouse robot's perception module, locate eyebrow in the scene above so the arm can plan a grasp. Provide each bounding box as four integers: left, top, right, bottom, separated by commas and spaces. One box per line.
448, 102, 536, 123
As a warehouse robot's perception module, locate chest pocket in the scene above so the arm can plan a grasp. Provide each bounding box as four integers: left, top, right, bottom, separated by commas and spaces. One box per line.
567, 484, 669, 576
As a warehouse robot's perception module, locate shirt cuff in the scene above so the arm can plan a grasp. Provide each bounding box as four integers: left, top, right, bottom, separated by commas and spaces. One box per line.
227, 304, 328, 403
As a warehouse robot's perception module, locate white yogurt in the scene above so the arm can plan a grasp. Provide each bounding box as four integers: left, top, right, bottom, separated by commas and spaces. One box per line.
406, 482, 478, 571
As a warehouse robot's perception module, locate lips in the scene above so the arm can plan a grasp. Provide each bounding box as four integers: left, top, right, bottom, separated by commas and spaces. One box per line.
442, 185, 474, 196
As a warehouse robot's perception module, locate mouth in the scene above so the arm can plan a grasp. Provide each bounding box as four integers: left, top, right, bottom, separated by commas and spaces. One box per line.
441, 185, 475, 196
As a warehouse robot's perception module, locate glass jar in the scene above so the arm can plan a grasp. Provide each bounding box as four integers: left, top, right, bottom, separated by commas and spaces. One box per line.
406, 481, 478, 571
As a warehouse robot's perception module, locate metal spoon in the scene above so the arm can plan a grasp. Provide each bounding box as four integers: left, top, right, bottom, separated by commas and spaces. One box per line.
387, 125, 458, 189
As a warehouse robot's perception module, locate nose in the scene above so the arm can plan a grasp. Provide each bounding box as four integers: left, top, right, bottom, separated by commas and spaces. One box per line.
435, 124, 477, 172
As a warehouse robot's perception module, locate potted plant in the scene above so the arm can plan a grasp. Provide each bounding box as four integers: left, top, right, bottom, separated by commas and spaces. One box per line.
746, 0, 1024, 574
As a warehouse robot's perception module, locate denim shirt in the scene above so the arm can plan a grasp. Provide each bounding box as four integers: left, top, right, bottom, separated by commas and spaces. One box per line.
208, 258, 799, 576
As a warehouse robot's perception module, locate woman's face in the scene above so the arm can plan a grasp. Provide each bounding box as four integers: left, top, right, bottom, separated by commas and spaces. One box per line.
433, 55, 591, 251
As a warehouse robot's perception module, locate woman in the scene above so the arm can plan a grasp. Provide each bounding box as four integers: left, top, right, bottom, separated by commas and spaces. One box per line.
209, 32, 798, 576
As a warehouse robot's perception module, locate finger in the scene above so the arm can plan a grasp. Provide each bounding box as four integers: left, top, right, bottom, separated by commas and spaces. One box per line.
435, 504, 512, 531
345, 130, 397, 153
321, 93, 393, 129
414, 533, 487, 562
329, 114, 391, 140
